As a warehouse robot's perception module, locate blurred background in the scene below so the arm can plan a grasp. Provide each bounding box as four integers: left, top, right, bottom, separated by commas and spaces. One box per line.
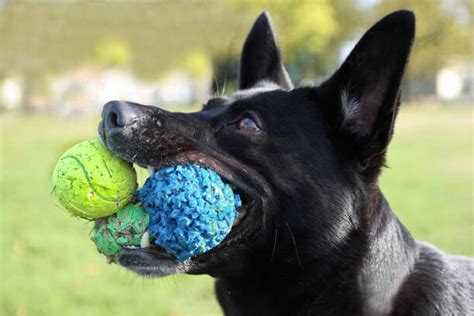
0, 0, 472, 315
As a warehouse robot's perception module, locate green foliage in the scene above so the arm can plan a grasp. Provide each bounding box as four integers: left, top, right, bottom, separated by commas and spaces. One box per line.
228, 0, 342, 78
94, 40, 132, 68
1, 106, 472, 315
252, 0, 338, 55
0, 1, 249, 80
0, 1, 471, 85
373, 0, 472, 77
184, 51, 212, 77
0, 1, 361, 86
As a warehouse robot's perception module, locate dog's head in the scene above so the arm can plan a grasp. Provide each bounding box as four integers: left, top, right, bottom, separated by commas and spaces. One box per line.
98, 11, 415, 278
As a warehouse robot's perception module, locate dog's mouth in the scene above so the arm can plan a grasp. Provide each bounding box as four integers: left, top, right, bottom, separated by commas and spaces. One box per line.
100, 126, 259, 276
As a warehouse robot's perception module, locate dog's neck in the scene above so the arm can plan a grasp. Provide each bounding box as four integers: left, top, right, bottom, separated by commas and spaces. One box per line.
357, 190, 418, 315
215, 188, 418, 315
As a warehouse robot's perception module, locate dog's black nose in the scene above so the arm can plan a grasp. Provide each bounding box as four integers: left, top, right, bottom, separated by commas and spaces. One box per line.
102, 100, 144, 130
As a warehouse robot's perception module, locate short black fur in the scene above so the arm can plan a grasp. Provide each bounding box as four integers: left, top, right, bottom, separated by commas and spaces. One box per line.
98, 10, 474, 315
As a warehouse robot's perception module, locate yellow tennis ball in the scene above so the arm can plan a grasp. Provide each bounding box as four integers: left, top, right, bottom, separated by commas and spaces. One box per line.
52, 139, 137, 220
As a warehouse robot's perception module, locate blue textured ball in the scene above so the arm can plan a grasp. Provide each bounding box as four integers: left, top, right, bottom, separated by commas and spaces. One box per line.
138, 164, 241, 262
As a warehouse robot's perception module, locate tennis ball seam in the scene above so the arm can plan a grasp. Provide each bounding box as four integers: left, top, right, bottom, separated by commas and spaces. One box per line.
60, 155, 133, 204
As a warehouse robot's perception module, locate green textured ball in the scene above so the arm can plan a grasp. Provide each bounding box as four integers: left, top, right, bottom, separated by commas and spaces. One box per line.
91, 203, 150, 259
52, 139, 137, 220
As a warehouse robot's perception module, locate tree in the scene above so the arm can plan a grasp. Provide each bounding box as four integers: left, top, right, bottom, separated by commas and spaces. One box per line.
227, 0, 364, 81
0, 1, 248, 111
372, 0, 472, 78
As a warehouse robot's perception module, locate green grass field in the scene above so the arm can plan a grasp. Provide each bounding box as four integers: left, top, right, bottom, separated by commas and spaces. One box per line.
1, 105, 472, 316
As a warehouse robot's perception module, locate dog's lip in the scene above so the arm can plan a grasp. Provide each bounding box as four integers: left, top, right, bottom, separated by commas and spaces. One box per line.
212, 199, 258, 248
98, 119, 132, 148
117, 198, 259, 274
117, 246, 192, 277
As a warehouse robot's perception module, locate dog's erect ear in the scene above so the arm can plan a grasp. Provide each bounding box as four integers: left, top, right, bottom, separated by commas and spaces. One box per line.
239, 11, 293, 90
318, 10, 415, 179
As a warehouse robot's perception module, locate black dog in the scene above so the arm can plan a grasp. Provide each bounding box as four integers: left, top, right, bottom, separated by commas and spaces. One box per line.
99, 10, 473, 315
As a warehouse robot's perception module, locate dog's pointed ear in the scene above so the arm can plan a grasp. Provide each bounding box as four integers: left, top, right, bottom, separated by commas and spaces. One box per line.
318, 10, 415, 179
239, 11, 293, 90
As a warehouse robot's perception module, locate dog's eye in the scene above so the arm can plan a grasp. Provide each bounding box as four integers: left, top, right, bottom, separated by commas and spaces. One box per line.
238, 117, 260, 132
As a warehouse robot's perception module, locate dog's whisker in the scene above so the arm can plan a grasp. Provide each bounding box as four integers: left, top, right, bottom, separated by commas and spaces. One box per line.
214, 76, 220, 96
286, 222, 303, 270
221, 72, 228, 96
157, 157, 163, 171
270, 226, 279, 264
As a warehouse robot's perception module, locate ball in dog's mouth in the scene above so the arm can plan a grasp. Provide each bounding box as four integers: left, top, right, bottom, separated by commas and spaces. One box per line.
117, 163, 250, 265
145, 165, 250, 229
138, 164, 241, 262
